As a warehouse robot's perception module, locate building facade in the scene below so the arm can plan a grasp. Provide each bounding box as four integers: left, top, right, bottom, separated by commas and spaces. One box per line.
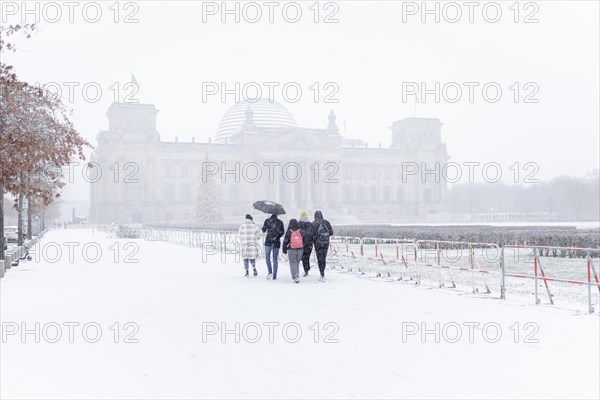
90, 100, 449, 224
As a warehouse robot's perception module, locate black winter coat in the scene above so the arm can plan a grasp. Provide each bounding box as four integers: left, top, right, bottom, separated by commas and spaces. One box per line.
312, 211, 334, 247
262, 216, 285, 248
298, 220, 315, 248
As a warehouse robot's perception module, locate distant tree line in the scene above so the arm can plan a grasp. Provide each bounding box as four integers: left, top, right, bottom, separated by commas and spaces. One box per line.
446, 171, 600, 221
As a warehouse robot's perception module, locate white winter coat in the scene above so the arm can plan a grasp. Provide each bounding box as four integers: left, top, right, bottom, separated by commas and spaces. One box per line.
238, 219, 262, 259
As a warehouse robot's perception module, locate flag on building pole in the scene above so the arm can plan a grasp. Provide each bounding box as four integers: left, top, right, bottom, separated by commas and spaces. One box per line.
131, 73, 140, 89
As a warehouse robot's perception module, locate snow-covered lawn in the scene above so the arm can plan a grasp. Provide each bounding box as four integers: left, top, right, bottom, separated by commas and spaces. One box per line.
1, 229, 598, 399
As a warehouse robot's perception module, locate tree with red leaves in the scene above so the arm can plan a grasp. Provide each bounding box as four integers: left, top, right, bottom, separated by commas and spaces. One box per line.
1, 25, 90, 258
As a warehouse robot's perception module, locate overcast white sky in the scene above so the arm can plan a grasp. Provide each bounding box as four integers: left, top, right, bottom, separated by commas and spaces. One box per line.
3, 1, 599, 201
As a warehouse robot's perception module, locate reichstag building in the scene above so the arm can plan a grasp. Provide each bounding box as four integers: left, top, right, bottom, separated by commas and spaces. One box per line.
90, 99, 449, 224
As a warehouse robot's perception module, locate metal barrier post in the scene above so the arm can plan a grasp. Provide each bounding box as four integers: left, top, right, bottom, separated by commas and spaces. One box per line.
587, 255, 594, 314
534, 249, 540, 305
589, 256, 600, 292
436, 243, 442, 288
410, 243, 420, 284
500, 246, 506, 299
470, 245, 475, 294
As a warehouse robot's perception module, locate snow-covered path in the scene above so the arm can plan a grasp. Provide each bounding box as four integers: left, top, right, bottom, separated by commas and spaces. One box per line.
1, 229, 599, 399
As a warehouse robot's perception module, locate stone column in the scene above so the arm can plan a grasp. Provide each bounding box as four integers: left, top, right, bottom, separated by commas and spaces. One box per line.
310, 171, 317, 207
238, 175, 247, 209
305, 160, 313, 209
274, 163, 280, 203
288, 173, 297, 210
263, 176, 270, 200
312, 165, 321, 208
332, 177, 342, 209
317, 160, 328, 209
257, 173, 265, 201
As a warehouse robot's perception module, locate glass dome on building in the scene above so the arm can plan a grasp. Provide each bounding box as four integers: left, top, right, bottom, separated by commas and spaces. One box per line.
215, 98, 298, 142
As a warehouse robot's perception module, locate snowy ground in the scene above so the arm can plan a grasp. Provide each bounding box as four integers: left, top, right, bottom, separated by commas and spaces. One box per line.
1, 229, 599, 399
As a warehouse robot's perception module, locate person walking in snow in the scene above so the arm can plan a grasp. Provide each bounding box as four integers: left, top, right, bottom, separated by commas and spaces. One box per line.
282, 219, 305, 283
262, 214, 285, 280
312, 210, 334, 282
298, 210, 315, 277
238, 214, 262, 277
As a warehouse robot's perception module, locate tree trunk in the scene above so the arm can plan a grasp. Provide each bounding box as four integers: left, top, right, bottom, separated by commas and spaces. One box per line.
17, 190, 24, 247
40, 208, 45, 232
25, 174, 32, 239
27, 195, 33, 239
17, 172, 25, 246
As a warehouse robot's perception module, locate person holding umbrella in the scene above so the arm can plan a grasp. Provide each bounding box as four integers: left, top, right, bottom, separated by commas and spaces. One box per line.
262, 214, 285, 280
253, 201, 286, 280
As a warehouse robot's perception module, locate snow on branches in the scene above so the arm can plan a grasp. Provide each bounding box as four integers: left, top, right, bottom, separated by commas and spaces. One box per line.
1, 24, 90, 251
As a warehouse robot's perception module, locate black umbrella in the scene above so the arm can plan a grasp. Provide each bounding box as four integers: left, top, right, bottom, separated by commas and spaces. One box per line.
253, 200, 286, 215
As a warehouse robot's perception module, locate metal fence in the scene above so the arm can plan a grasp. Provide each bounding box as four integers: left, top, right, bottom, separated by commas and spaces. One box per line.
137, 227, 600, 312
13, 226, 599, 313
500, 245, 600, 313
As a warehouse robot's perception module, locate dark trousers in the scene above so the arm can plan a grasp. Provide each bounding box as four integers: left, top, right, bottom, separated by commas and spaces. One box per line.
315, 243, 329, 277
301, 244, 313, 272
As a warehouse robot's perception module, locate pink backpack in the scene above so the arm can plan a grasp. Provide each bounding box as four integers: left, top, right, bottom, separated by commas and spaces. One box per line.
290, 229, 303, 249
